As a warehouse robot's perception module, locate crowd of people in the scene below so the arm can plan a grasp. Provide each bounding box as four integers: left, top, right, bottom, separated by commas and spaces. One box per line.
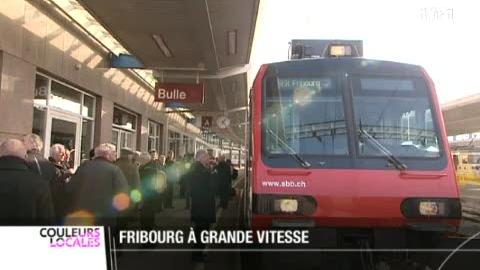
0, 133, 238, 239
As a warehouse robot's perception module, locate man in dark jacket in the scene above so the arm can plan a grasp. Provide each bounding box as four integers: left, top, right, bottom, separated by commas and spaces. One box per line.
215, 155, 233, 209
23, 133, 56, 185
163, 150, 178, 209
48, 143, 73, 224
115, 148, 141, 227
69, 143, 129, 226
115, 148, 141, 193
188, 149, 216, 262
139, 152, 166, 230
0, 139, 54, 225
179, 154, 194, 210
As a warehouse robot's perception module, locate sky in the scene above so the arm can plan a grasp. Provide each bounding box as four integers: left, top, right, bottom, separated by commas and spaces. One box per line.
249, 0, 480, 104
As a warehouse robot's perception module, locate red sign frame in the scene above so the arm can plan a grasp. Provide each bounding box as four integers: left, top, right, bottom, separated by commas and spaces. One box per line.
154, 83, 205, 104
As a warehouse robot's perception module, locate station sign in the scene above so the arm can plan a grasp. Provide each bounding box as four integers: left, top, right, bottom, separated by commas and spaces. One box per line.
155, 83, 204, 104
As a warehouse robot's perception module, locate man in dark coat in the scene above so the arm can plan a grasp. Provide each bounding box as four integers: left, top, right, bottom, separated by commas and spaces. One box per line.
215, 155, 232, 209
115, 148, 141, 192
188, 149, 216, 262
163, 150, 178, 209
0, 139, 54, 225
69, 143, 129, 226
115, 148, 142, 228
48, 144, 73, 224
179, 154, 194, 210
139, 152, 166, 230
23, 133, 56, 185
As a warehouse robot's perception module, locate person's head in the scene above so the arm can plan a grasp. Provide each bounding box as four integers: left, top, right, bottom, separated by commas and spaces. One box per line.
149, 149, 158, 160
63, 149, 71, 162
23, 133, 43, 153
226, 159, 232, 165
134, 151, 141, 164
50, 144, 66, 163
139, 152, 151, 166
218, 155, 226, 162
94, 143, 117, 162
195, 149, 210, 168
0, 139, 27, 159
167, 150, 174, 160
120, 148, 134, 160
158, 154, 166, 166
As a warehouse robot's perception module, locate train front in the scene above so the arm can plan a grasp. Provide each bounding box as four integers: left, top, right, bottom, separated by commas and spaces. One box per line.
247, 44, 462, 248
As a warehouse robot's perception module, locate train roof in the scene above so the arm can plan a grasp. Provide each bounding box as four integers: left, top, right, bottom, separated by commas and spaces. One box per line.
266, 58, 424, 77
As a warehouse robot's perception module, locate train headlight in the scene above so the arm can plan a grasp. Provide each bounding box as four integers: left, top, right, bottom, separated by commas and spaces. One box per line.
419, 201, 443, 216
274, 199, 298, 213
253, 194, 317, 215
401, 198, 461, 218
329, 45, 353, 57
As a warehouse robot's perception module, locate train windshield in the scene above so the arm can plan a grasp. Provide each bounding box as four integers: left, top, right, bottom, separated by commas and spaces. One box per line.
263, 77, 348, 156
262, 72, 445, 169
352, 76, 441, 158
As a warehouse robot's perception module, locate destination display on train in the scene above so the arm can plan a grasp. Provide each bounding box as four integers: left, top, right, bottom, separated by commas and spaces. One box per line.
277, 78, 333, 90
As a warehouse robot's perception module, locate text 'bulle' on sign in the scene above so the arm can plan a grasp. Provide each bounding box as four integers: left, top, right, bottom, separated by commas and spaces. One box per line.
154, 83, 205, 104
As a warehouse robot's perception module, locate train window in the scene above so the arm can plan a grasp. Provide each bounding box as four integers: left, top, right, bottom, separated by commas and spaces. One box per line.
467, 154, 480, 164
353, 76, 441, 158
360, 78, 415, 92
263, 77, 348, 155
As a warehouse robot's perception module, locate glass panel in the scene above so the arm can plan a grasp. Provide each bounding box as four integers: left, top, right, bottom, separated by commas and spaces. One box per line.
50, 118, 77, 166
82, 95, 95, 118
183, 136, 189, 155
120, 132, 127, 148
112, 130, 119, 148
360, 78, 415, 91
81, 119, 93, 163
148, 137, 155, 152
126, 132, 136, 150
34, 74, 49, 107
148, 121, 155, 136
168, 131, 181, 157
50, 81, 82, 114
353, 77, 441, 158
113, 107, 136, 130
32, 107, 46, 146
263, 77, 348, 155
468, 154, 480, 164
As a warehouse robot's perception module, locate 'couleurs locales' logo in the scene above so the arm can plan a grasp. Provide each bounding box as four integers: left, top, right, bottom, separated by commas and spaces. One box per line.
40, 227, 101, 248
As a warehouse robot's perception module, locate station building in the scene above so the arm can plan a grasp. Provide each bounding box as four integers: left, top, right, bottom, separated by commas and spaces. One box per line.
0, 0, 230, 168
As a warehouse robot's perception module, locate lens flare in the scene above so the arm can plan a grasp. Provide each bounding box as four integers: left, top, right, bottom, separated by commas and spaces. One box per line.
293, 87, 314, 106
113, 193, 130, 211
64, 210, 96, 226
130, 189, 142, 203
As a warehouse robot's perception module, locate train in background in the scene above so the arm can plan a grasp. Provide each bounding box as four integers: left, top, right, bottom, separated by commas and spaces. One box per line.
451, 144, 480, 185
241, 39, 462, 252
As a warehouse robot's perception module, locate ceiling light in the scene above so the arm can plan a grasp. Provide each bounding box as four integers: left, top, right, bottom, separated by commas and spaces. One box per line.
227, 30, 237, 55
152, 34, 173, 58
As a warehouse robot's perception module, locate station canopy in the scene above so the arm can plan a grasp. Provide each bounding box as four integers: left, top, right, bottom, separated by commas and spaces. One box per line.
442, 94, 480, 137
57, 0, 260, 144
